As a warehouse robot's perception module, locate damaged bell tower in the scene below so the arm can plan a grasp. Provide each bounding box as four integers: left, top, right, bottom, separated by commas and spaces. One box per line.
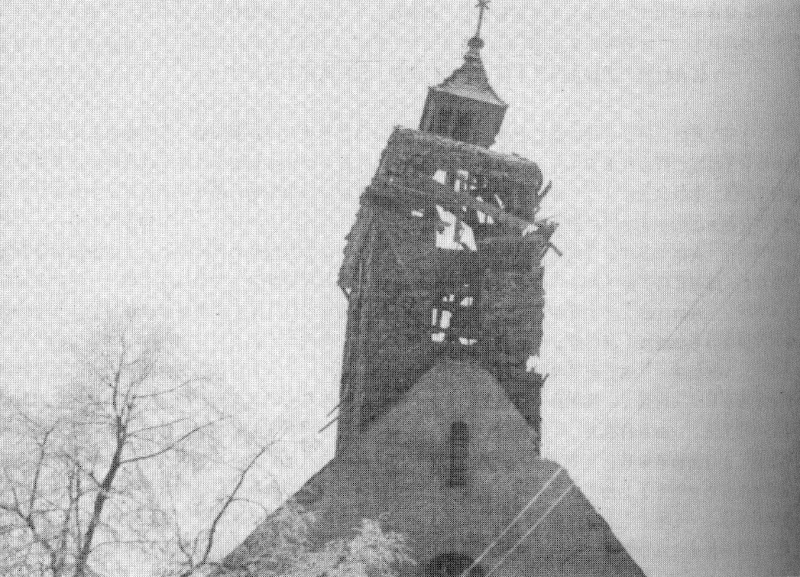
221, 2, 646, 575
336, 1, 556, 456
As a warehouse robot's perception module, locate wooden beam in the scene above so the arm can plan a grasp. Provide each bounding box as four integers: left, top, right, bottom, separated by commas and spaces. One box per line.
368, 174, 551, 235
318, 415, 339, 434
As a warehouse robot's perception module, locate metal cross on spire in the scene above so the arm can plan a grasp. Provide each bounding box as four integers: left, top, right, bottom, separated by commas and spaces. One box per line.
466, 0, 490, 52
474, 0, 490, 40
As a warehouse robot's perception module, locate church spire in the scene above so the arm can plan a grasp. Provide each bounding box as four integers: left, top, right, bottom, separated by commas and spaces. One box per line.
470, 0, 490, 50
464, 0, 488, 61
419, 0, 507, 148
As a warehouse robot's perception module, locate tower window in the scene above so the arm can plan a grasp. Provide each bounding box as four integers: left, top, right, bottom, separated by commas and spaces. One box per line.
448, 421, 469, 487
436, 107, 453, 136
452, 110, 475, 143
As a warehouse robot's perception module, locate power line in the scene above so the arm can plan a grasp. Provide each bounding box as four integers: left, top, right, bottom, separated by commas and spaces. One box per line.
482, 484, 575, 577
692, 156, 800, 348
458, 466, 565, 577
637, 143, 800, 378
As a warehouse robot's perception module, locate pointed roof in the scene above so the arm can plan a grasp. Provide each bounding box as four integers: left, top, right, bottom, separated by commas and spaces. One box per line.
432, 0, 506, 107
432, 35, 506, 107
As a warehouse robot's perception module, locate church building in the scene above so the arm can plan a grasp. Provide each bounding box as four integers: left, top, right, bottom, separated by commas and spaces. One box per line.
221, 3, 645, 575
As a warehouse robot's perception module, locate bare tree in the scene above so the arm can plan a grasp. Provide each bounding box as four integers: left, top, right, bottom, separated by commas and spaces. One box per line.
163, 445, 273, 577
0, 313, 278, 577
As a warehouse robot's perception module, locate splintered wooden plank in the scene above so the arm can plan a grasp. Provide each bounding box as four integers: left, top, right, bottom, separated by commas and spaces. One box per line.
367, 174, 552, 237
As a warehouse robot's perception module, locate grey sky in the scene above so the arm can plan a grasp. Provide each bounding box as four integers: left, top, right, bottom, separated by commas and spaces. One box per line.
1, 1, 799, 575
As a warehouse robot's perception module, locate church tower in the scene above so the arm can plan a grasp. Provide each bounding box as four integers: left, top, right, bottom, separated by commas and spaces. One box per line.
335, 0, 553, 456
220, 3, 645, 576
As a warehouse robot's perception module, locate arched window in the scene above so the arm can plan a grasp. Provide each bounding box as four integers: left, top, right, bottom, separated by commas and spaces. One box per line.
449, 421, 469, 487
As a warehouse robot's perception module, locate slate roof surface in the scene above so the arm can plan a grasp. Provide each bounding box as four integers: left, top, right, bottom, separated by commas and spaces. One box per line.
433, 50, 506, 107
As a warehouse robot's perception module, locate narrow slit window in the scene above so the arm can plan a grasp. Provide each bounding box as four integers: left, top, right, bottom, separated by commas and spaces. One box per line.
436, 107, 453, 136
452, 111, 475, 142
449, 421, 469, 487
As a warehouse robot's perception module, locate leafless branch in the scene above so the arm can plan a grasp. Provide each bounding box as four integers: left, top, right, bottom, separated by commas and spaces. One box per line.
131, 377, 209, 402
90, 538, 161, 551
120, 418, 223, 465
193, 444, 271, 573
58, 452, 103, 489
127, 417, 190, 438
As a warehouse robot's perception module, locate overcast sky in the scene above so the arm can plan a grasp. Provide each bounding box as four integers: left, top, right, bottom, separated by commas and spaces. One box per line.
1, 1, 799, 575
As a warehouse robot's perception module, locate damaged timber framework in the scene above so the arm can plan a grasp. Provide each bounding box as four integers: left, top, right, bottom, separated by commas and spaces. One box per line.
336, 127, 558, 453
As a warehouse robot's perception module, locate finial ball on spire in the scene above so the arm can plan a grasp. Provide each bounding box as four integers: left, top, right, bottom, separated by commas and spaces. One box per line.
468, 36, 485, 50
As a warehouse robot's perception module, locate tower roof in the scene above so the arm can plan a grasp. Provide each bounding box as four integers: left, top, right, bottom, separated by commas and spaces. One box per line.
432, 42, 506, 107
419, 0, 507, 147
433, 0, 505, 107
